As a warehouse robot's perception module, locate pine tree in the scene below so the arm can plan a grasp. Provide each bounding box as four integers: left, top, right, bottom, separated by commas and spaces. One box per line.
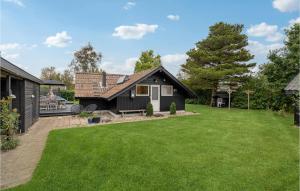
181, 22, 255, 105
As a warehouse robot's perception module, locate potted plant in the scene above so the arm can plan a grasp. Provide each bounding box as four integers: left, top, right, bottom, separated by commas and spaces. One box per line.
92, 114, 101, 123
87, 117, 93, 124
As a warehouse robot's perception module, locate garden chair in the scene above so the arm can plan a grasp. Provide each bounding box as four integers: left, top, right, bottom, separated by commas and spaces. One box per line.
83, 104, 97, 114
48, 100, 58, 110
71, 104, 82, 115
40, 100, 48, 110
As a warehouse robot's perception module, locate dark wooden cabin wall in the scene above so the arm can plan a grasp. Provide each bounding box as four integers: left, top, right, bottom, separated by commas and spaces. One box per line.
24, 80, 33, 132
32, 83, 39, 123
116, 72, 187, 112
79, 98, 117, 112
117, 91, 150, 111
23, 80, 39, 132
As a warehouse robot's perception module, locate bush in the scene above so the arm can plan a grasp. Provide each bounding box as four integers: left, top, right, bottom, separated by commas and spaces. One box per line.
78, 111, 91, 118
170, 102, 176, 115
146, 103, 153, 116
1, 138, 19, 151
0, 97, 19, 151
60, 90, 75, 101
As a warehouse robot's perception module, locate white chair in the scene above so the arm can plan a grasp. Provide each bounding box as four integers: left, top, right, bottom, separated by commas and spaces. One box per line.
217, 98, 223, 108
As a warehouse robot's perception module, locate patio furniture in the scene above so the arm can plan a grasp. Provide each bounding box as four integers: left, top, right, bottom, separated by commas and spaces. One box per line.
119, 109, 145, 117
217, 98, 223, 108
71, 105, 81, 115
83, 104, 97, 114
48, 100, 58, 110
40, 100, 48, 110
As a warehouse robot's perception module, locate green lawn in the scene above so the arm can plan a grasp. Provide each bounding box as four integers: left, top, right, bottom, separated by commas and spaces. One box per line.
8, 105, 299, 191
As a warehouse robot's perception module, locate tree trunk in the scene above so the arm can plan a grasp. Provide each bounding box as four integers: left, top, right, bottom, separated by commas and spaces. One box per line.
210, 89, 216, 107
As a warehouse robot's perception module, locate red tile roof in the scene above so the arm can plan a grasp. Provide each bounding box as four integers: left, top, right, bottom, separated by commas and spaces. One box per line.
75, 67, 157, 99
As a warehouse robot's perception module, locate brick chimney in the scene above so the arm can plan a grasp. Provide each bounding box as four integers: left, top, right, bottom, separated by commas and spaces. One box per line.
102, 71, 106, 87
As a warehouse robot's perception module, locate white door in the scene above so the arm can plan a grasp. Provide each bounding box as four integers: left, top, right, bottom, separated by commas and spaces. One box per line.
151, 85, 160, 112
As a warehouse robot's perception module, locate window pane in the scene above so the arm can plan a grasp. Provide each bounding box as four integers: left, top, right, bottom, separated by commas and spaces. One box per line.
152, 87, 158, 100
162, 85, 173, 96
136, 85, 148, 95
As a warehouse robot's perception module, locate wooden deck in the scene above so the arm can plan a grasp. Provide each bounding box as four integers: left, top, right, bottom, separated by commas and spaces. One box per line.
39, 104, 73, 117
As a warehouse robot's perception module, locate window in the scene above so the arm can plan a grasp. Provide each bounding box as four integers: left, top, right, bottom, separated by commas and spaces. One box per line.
136, 85, 149, 96
161, 85, 173, 96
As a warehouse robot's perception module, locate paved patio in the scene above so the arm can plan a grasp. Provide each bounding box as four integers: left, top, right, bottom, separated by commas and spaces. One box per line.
0, 112, 195, 189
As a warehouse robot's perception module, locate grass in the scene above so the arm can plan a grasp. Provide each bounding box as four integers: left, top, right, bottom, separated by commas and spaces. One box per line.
8, 105, 299, 191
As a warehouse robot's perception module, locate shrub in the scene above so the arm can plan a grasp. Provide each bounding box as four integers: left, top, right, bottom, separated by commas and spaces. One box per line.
170, 102, 176, 115
1, 138, 19, 151
60, 90, 75, 101
146, 103, 153, 116
0, 97, 20, 151
78, 111, 91, 118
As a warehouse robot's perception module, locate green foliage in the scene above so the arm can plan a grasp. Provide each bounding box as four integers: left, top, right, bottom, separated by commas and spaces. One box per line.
254, 23, 300, 111
134, 50, 161, 73
78, 111, 91, 118
0, 97, 20, 151
1, 138, 19, 151
170, 102, 176, 115
40, 67, 74, 89
181, 22, 255, 105
69, 42, 102, 73
146, 102, 153, 116
60, 90, 75, 101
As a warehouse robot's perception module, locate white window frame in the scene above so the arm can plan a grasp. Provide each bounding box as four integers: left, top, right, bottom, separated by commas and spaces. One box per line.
161, 85, 173, 96
136, 84, 149, 96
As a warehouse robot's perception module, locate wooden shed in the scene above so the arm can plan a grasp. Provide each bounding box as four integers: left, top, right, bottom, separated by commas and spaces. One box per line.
75, 66, 196, 113
0, 57, 43, 133
284, 73, 299, 126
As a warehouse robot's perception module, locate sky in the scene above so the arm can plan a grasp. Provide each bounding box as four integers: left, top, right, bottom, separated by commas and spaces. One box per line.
1, 0, 299, 77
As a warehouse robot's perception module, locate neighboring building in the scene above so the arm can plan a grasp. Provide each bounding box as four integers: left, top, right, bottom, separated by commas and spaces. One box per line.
0, 57, 43, 132
75, 66, 196, 113
285, 73, 299, 126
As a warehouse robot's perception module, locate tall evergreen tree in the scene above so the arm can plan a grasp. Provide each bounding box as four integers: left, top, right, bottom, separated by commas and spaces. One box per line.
134, 50, 161, 73
181, 22, 255, 105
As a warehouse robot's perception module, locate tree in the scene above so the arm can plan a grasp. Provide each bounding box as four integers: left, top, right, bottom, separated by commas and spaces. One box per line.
181, 22, 255, 106
40, 67, 74, 89
60, 69, 74, 89
134, 50, 161, 73
260, 23, 300, 88
40, 66, 61, 81
257, 23, 300, 111
69, 43, 102, 73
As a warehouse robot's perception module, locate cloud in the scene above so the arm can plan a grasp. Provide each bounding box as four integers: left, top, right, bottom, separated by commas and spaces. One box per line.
167, 14, 180, 21
161, 54, 187, 64
1, 52, 20, 60
0, 43, 37, 61
273, 0, 299, 12
289, 17, 300, 27
101, 57, 137, 74
161, 53, 187, 75
112, 24, 158, 40
247, 22, 284, 42
247, 40, 284, 64
44, 31, 72, 47
0, 43, 20, 51
2, 0, 24, 7
123, 1, 136, 10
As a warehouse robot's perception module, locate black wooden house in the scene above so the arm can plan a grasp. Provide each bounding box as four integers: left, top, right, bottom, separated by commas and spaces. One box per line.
75, 66, 196, 113
0, 57, 42, 132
